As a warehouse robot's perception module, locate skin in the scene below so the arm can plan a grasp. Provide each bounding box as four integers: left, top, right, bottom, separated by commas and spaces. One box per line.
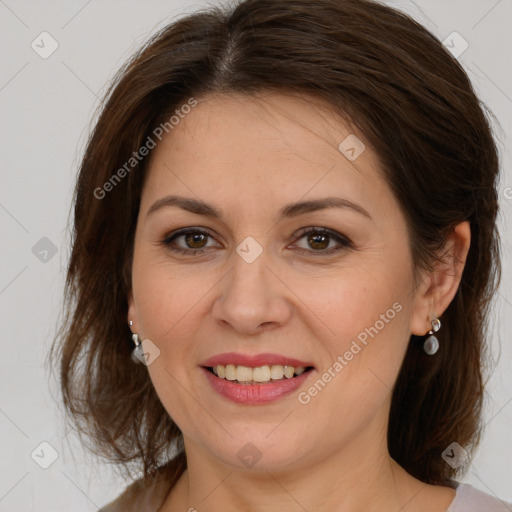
127, 91, 471, 512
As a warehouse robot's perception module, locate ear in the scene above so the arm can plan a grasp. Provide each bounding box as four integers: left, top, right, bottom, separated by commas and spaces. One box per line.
410, 221, 471, 336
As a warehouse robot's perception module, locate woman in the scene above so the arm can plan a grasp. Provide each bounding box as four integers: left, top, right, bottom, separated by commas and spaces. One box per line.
51, 0, 510, 510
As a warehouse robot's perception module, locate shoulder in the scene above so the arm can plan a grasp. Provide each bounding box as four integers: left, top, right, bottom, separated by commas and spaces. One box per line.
100, 464, 173, 512
447, 483, 512, 512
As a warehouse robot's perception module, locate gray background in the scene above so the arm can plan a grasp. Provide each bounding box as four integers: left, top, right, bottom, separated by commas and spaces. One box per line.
0, 0, 511, 510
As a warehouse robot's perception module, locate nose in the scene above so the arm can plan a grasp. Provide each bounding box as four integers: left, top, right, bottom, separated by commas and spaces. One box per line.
212, 248, 292, 335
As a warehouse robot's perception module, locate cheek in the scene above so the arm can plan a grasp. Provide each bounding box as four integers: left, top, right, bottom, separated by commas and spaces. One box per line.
295, 264, 412, 414
132, 254, 211, 342
292, 260, 411, 355
133, 263, 210, 429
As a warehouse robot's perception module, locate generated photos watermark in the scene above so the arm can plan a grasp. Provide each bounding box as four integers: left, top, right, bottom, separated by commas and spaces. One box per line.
298, 301, 403, 405
93, 97, 198, 200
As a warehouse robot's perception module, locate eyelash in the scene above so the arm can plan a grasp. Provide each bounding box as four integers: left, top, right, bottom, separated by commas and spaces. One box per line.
160, 227, 353, 256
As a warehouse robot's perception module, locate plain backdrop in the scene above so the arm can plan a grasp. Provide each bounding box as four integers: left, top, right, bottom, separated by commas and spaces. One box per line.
0, 0, 511, 510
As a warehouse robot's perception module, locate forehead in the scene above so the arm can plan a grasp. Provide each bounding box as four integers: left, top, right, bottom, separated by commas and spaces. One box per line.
141, 91, 394, 222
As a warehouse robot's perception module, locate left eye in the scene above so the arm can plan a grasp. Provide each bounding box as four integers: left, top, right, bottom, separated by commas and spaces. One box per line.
161, 227, 352, 255
291, 227, 352, 255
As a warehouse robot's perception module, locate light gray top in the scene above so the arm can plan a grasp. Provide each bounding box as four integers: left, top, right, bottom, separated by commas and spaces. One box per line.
447, 483, 511, 512
101, 476, 512, 512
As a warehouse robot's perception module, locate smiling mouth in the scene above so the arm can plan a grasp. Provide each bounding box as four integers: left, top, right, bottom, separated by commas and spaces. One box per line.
204, 364, 315, 385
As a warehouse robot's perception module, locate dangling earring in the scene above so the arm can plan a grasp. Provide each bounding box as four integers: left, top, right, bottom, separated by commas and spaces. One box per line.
129, 320, 144, 364
423, 316, 441, 355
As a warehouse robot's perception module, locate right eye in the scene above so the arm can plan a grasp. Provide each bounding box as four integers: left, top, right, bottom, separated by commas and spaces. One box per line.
161, 228, 220, 255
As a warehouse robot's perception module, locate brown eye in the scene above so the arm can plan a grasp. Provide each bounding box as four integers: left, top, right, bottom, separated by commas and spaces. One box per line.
162, 228, 218, 254
293, 227, 352, 255
183, 232, 208, 249
307, 232, 330, 250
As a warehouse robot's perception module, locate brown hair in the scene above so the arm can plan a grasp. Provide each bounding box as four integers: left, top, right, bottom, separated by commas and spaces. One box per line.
49, 0, 501, 490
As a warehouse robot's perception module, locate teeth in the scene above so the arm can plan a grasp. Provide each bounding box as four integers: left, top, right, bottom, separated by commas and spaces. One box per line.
253, 365, 271, 382
225, 364, 237, 381
236, 365, 253, 382
270, 365, 284, 380
211, 364, 307, 383
283, 366, 294, 379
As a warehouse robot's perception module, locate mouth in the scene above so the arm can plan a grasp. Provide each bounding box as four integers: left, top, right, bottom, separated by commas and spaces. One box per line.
203, 364, 315, 385
200, 352, 316, 404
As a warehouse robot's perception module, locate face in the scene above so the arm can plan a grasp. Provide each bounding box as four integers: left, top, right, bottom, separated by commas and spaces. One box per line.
128, 91, 425, 472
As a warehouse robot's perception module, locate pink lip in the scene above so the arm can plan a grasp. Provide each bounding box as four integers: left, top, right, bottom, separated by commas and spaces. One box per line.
201, 352, 314, 368
201, 366, 314, 405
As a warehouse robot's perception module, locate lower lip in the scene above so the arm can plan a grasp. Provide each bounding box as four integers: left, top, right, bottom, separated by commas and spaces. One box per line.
201, 367, 314, 405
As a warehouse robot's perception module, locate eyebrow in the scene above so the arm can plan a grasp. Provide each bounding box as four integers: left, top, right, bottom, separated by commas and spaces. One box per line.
146, 195, 372, 221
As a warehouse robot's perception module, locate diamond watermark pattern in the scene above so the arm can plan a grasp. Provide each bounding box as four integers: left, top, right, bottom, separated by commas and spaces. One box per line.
32, 237, 58, 263
31, 441, 59, 469
338, 134, 366, 161
132, 338, 161, 366
441, 441, 468, 469
443, 31, 468, 59
31, 31, 59, 59
236, 236, 263, 263
237, 442, 262, 468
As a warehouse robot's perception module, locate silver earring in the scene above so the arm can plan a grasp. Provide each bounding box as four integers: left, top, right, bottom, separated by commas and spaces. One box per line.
423, 317, 441, 355
129, 321, 144, 364
131, 333, 145, 363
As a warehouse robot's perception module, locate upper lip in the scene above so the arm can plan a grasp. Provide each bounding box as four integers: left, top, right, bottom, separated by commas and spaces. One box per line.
201, 352, 314, 368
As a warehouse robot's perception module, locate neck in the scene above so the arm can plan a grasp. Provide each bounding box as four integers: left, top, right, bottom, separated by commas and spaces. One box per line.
162, 417, 426, 511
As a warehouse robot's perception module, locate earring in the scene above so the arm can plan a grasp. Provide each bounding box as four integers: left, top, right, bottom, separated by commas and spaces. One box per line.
423, 316, 441, 355
129, 320, 144, 364
131, 333, 145, 363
